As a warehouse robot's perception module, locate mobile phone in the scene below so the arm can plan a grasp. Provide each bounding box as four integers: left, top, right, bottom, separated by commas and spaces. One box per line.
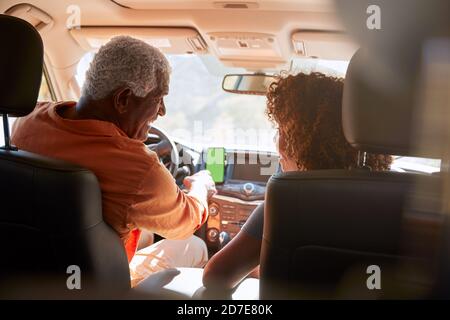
206, 147, 226, 184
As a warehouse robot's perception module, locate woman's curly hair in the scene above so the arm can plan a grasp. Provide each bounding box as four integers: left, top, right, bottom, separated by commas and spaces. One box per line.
266, 72, 392, 171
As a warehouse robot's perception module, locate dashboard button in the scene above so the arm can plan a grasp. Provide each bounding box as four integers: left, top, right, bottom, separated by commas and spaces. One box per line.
243, 183, 255, 195
207, 228, 219, 242
209, 204, 219, 216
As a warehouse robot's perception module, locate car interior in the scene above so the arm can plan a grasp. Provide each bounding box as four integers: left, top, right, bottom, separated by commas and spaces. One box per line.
0, 0, 449, 300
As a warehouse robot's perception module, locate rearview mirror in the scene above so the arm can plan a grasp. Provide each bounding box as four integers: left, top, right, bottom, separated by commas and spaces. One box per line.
222, 74, 276, 95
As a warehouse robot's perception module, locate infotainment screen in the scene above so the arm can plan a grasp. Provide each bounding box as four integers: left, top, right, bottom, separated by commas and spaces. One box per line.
206, 147, 226, 183
230, 153, 277, 182
231, 163, 274, 182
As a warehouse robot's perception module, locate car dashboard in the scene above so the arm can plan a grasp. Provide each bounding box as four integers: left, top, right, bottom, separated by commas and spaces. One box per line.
182, 145, 279, 255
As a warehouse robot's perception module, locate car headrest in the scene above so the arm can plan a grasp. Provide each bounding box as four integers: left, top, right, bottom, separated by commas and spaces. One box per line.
335, 0, 450, 69
0, 15, 43, 117
342, 48, 426, 157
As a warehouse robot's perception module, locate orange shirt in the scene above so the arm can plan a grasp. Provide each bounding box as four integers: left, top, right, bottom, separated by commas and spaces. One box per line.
11, 102, 208, 262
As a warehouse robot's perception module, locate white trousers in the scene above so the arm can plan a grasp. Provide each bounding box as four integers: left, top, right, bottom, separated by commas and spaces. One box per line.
129, 235, 208, 287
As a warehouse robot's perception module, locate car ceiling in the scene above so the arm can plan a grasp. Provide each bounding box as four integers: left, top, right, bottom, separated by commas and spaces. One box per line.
0, 0, 354, 100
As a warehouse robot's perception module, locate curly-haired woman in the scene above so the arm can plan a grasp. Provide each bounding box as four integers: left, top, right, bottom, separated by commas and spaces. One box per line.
202, 72, 392, 292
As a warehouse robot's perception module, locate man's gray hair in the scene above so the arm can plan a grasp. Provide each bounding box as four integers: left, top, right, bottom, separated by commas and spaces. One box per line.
82, 36, 171, 100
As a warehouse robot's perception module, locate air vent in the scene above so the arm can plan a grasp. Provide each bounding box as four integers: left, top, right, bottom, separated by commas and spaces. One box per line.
213, 2, 259, 9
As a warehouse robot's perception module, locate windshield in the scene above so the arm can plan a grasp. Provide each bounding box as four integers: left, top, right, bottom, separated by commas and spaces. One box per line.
76, 53, 351, 151
0, 52, 438, 174
158, 54, 276, 151
77, 53, 275, 151
291, 57, 349, 77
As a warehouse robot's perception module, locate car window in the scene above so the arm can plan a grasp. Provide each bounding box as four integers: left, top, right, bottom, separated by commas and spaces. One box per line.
37, 71, 54, 102
392, 156, 441, 173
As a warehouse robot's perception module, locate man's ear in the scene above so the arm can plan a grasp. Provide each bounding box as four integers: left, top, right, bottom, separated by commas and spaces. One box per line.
113, 87, 133, 114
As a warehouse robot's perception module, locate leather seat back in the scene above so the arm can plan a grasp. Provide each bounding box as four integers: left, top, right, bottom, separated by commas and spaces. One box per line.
0, 14, 130, 298
260, 48, 445, 299
261, 170, 441, 298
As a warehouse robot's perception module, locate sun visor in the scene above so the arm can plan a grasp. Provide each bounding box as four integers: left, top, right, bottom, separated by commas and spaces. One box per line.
69, 27, 208, 54
291, 30, 358, 60
5, 4, 54, 34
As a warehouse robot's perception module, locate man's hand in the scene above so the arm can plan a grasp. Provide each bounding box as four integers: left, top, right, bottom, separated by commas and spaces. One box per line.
183, 170, 217, 200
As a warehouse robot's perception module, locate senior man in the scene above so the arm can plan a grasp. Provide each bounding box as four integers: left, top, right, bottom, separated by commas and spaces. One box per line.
11, 36, 215, 286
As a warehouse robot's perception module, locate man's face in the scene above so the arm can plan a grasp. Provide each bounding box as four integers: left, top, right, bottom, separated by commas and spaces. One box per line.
133, 87, 168, 141
114, 84, 168, 141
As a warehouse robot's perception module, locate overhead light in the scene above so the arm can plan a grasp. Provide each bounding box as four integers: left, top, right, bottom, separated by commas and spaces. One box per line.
207, 32, 282, 59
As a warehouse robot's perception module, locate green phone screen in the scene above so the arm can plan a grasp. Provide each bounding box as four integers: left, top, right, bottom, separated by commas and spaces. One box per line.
206, 148, 225, 183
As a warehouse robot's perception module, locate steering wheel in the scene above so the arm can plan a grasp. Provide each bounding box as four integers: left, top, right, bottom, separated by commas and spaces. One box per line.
145, 126, 180, 178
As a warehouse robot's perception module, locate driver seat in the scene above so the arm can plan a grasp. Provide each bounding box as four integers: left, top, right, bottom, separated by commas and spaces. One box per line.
0, 14, 130, 298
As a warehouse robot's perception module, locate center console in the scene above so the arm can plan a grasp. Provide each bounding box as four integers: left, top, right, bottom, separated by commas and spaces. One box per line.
206, 184, 264, 249
202, 148, 278, 253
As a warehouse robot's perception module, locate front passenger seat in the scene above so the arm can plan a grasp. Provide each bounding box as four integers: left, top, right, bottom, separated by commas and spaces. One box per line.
259, 49, 444, 299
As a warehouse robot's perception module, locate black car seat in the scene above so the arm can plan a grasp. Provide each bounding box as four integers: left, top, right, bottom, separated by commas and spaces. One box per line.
0, 14, 131, 298
259, 48, 445, 299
